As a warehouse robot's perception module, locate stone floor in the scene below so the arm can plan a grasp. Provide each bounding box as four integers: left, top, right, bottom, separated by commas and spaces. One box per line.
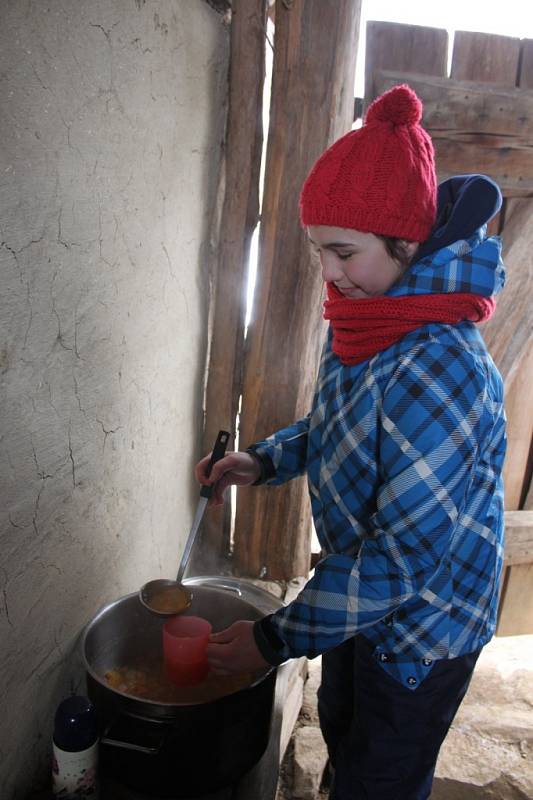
276, 635, 533, 800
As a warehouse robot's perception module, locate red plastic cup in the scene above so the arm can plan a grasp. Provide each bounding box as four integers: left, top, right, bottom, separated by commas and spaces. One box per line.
162, 615, 212, 687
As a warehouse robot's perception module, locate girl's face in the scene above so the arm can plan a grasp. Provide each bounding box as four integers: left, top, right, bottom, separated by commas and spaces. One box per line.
308, 225, 418, 299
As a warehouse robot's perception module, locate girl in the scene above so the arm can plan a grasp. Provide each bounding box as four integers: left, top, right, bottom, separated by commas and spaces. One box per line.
196, 84, 506, 800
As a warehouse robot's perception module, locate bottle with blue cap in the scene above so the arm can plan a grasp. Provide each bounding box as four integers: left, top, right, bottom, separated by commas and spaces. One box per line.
52, 695, 99, 798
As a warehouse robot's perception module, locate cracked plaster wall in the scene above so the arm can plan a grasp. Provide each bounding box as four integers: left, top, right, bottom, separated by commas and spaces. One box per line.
0, 1, 229, 796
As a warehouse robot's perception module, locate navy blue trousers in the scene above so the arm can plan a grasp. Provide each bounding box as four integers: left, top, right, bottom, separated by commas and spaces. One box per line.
317, 635, 481, 800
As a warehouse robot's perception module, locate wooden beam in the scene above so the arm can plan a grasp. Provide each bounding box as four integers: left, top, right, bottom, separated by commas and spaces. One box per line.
233, 0, 362, 580
193, 0, 267, 575
497, 512, 533, 637
497, 563, 533, 636
450, 31, 521, 85
503, 511, 533, 567
434, 141, 533, 197
364, 21, 448, 107
374, 71, 533, 196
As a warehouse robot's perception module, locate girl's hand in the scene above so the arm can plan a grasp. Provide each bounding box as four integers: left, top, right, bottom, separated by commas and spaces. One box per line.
207, 620, 269, 675
195, 451, 261, 506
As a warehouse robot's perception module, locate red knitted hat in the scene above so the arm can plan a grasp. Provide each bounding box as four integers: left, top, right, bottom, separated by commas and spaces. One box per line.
300, 84, 437, 242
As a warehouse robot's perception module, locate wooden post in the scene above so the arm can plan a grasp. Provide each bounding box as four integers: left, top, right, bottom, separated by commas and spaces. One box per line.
192, 0, 267, 576
232, 0, 362, 580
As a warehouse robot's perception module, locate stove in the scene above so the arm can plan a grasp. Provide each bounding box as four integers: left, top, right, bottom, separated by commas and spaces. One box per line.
84, 580, 293, 800
97, 658, 293, 800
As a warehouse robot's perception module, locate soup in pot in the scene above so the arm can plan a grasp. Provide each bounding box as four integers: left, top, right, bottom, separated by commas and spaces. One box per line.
105, 659, 261, 704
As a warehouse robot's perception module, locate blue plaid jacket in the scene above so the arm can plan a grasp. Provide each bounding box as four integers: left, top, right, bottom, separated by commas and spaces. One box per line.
251, 228, 506, 689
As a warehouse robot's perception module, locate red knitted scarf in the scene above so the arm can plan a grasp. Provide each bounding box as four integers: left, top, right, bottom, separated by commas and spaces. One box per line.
323, 283, 495, 366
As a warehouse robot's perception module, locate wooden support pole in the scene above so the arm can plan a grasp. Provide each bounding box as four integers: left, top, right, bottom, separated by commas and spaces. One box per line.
192, 0, 267, 575
233, 0, 362, 580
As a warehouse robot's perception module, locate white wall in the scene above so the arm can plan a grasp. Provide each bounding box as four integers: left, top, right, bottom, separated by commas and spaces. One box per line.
0, 1, 229, 795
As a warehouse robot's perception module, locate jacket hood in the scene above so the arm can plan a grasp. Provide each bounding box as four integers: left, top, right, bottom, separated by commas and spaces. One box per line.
389, 174, 505, 299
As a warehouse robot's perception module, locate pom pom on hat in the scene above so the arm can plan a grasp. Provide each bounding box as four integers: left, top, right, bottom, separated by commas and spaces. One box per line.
366, 83, 422, 126
300, 84, 437, 242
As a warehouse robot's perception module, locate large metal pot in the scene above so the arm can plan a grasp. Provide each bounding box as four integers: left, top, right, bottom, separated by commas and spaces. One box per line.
82, 577, 282, 798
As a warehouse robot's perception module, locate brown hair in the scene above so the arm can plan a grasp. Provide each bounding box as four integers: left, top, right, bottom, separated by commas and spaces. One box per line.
376, 235, 415, 272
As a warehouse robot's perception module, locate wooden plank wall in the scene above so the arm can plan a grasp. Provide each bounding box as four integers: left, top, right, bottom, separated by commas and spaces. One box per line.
450, 31, 520, 84
475, 28, 533, 576
366, 22, 533, 635
364, 21, 448, 104
191, 0, 268, 575
232, 0, 362, 580
374, 71, 533, 197
200, 15, 531, 604
449, 32, 533, 515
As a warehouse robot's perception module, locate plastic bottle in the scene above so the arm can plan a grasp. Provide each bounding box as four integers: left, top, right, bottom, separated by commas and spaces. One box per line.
52, 695, 99, 799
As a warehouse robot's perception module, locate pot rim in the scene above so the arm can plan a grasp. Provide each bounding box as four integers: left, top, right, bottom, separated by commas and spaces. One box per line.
81, 576, 283, 709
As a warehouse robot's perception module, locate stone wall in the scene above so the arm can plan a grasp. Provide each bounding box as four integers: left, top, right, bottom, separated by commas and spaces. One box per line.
0, 2, 228, 796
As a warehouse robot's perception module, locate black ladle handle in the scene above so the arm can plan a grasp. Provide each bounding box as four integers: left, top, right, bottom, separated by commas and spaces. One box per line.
200, 430, 231, 498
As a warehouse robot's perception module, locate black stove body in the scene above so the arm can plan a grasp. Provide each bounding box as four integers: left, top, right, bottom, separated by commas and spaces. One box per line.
82, 579, 284, 800
91, 668, 277, 798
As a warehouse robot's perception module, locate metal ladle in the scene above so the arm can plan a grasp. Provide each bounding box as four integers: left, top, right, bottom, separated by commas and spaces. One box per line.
139, 430, 231, 617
